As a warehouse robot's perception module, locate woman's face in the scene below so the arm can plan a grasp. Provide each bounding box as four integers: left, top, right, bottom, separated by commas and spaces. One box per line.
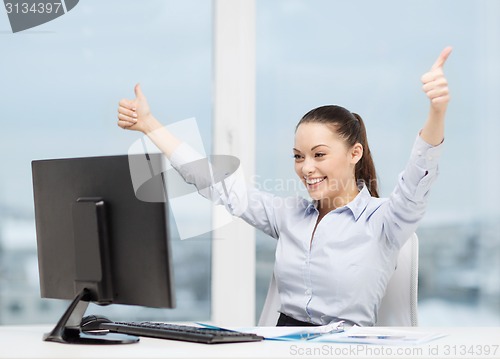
293, 122, 361, 206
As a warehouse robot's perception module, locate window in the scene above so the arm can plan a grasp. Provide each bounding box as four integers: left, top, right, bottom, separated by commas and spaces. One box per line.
255, 0, 500, 326
0, 0, 212, 324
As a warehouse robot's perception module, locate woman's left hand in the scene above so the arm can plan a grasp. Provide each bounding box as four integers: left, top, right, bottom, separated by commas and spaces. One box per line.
421, 46, 452, 113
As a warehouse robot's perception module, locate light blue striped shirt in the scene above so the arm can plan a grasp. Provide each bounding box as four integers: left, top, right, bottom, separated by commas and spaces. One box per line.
170, 135, 442, 326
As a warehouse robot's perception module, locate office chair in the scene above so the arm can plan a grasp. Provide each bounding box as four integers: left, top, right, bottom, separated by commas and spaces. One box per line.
258, 233, 419, 327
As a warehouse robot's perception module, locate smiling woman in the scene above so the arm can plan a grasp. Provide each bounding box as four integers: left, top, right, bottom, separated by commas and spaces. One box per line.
116, 47, 451, 327
293, 106, 377, 218
254, 0, 500, 327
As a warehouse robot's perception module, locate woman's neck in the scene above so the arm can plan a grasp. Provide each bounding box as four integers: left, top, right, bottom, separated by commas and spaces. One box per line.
317, 180, 360, 218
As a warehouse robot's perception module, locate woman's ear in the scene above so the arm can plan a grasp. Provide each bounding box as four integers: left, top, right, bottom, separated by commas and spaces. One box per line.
350, 143, 363, 164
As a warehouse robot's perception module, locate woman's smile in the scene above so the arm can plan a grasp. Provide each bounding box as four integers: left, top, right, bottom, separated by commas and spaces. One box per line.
304, 176, 327, 190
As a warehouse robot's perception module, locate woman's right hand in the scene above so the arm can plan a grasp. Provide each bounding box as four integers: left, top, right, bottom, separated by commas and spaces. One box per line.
117, 83, 159, 134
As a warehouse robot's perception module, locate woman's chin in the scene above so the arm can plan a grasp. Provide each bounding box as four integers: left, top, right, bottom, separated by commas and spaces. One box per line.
307, 191, 324, 201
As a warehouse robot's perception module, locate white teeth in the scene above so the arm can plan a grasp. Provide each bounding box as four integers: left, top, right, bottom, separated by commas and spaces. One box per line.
305, 177, 325, 185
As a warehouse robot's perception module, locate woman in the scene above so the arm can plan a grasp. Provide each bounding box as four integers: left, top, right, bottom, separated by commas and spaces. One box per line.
117, 47, 452, 327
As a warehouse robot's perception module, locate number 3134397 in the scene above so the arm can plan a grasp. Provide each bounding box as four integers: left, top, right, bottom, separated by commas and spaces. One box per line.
5, 2, 63, 14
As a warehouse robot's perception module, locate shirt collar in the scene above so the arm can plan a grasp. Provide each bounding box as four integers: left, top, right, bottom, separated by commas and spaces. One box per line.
305, 200, 319, 214
304, 184, 372, 221
346, 185, 372, 220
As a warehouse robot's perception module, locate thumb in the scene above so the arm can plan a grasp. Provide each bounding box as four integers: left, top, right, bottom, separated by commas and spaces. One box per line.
134, 83, 145, 99
431, 46, 452, 71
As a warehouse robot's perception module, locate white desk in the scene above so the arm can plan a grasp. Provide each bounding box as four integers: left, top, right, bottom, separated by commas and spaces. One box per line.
0, 325, 499, 359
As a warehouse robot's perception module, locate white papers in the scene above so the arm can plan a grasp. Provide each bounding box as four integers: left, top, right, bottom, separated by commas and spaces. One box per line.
241, 321, 345, 341
196, 322, 445, 345
196, 321, 345, 341
311, 326, 446, 345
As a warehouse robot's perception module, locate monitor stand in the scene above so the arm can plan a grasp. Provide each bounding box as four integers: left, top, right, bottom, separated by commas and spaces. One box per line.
43, 288, 139, 344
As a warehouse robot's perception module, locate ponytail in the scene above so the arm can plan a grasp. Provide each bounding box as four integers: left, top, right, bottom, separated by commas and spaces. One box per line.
297, 105, 379, 198
351, 113, 379, 198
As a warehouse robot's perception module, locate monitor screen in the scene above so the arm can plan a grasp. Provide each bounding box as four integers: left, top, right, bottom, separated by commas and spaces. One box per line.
31, 153, 175, 343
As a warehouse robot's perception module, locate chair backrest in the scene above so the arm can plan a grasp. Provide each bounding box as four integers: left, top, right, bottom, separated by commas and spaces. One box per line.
375, 233, 419, 326
258, 233, 419, 326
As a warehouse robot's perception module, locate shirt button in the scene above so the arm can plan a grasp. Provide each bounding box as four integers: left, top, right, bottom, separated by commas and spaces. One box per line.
427, 155, 433, 160
417, 150, 422, 156
305, 289, 312, 296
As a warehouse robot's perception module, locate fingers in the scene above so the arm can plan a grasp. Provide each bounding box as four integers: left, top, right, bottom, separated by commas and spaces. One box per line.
118, 103, 137, 121
422, 76, 447, 92
427, 87, 450, 101
420, 68, 443, 84
118, 111, 137, 123
118, 105, 137, 119
117, 100, 138, 131
421, 69, 449, 104
117, 84, 148, 131
117, 119, 135, 129
422, 79, 449, 102
430, 94, 450, 105
119, 98, 136, 111
421, 47, 452, 107
431, 46, 452, 70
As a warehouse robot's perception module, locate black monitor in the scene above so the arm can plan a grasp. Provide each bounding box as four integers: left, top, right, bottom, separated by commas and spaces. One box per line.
31, 153, 175, 344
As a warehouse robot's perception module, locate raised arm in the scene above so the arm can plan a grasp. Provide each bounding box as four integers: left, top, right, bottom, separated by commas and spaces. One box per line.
117, 84, 282, 239
117, 83, 181, 158
376, 47, 452, 248
420, 46, 452, 146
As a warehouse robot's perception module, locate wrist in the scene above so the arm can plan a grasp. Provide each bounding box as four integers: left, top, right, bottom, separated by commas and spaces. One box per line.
429, 104, 447, 123
142, 114, 162, 135
430, 99, 449, 115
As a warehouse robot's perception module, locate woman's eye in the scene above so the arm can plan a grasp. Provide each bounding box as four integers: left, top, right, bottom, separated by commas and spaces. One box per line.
315, 153, 325, 158
293, 154, 303, 160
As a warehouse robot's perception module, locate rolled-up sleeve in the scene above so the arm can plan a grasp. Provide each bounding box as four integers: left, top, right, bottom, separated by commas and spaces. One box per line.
381, 135, 443, 248
169, 142, 215, 199
169, 142, 281, 239
170, 142, 242, 206
170, 142, 206, 166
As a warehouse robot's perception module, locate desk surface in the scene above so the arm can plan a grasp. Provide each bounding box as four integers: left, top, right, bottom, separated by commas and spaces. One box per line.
0, 325, 499, 359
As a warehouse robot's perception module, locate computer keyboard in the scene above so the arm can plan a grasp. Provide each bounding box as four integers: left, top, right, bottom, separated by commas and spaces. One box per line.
100, 321, 265, 344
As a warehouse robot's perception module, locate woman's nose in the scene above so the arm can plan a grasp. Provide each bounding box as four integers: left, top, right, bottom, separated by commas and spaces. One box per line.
301, 158, 315, 176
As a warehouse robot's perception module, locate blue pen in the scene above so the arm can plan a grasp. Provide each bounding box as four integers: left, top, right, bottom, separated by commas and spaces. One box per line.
348, 335, 405, 339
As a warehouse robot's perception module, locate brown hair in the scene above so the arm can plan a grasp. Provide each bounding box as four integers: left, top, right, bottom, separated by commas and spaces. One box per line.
296, 105, 379, 197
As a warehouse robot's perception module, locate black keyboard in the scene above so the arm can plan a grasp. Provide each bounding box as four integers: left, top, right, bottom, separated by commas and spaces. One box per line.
100, 321, 265, 344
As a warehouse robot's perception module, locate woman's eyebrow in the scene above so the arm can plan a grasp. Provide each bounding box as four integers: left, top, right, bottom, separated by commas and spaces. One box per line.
311, 144, 330, 151
293, 144, 330, 152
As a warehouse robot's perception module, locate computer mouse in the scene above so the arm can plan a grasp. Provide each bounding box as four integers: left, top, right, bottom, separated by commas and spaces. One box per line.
80, 314, 113, 332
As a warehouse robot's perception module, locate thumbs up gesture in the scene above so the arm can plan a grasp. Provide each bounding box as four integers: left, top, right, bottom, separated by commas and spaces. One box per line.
421, 47, 452, 113
118, 83, 157, 133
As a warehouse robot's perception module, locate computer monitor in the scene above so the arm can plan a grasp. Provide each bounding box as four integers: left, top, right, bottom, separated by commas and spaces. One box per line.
31, 153, 175, 344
